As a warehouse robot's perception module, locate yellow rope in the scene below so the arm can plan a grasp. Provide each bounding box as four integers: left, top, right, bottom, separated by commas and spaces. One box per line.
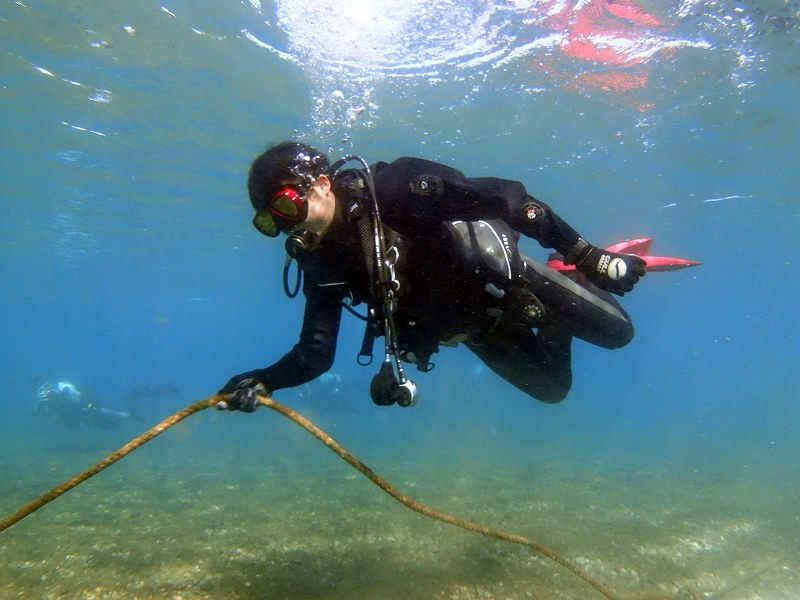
258, 396, 622, 599
0, 393, 693, 599
0, 396, 217, 533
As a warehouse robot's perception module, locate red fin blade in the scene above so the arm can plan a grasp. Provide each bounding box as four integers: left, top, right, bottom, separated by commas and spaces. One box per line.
546, 258, 573, 271
546, 238, 701, 272
640, 256, 702, 271
605, 238, 653, 255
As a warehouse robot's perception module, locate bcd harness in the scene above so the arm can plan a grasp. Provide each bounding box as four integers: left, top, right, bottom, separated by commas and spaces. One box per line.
281, 155, 546, 408
282, 155, 418, 407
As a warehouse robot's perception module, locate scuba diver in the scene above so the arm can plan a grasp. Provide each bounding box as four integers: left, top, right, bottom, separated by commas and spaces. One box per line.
35, 381, 131, 430
218, 141, 647, 410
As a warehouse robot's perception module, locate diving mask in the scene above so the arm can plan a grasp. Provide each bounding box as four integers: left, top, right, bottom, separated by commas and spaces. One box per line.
252, 186, 309, 237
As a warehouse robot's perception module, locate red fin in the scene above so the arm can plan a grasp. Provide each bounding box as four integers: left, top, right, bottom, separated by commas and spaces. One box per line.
546, 258, 573, 271
546, 238, 701, 272
605, 238, 653, 255
639, 256, 702, 271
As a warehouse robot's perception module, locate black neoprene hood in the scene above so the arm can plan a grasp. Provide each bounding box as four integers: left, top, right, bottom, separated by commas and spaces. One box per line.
248, 141, 330, 211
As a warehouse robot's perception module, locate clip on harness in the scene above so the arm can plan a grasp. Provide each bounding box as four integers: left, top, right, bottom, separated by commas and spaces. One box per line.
331, 156, 418, 407
281, 155, 418, 407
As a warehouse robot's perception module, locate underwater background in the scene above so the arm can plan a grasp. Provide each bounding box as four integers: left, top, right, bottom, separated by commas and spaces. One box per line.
1, 0, 798, 598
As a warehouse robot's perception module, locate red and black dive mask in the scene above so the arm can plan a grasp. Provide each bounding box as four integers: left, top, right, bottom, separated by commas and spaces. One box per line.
252, 186, 309, 237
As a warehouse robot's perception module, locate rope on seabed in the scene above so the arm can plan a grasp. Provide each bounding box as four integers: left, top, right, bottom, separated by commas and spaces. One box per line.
0, 396, 216, 534
0, 393, 694, 600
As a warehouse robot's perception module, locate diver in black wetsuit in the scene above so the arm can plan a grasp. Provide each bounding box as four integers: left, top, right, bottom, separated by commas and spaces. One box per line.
218, 141, 645, 409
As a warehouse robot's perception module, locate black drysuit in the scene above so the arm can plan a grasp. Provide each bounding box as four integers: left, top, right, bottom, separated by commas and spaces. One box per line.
252, 158, 633, 403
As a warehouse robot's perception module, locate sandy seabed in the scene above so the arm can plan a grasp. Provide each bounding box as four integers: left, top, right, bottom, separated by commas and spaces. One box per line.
1, 425, 798, 600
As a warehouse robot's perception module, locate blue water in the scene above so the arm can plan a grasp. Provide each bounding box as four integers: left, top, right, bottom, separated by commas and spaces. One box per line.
1, 1, 799, 598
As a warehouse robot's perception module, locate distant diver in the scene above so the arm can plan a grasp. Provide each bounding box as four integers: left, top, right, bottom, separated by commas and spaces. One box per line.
35, 381, 131, 430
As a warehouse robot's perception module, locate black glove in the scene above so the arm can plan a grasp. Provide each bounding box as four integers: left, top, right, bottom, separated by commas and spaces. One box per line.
569, 241, 646, 296
217, 373, 269, 413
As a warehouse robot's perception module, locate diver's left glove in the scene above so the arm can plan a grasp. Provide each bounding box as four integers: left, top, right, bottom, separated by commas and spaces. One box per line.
216, 372, 269, 412
567, 239, 646, 296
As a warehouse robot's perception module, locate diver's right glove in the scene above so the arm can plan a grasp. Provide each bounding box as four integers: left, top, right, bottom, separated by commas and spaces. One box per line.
566, 238, 646, 296
216, 372, 269, 412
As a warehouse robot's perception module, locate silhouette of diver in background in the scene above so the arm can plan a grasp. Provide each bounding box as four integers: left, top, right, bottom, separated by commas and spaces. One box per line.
34, 381, 180, 430
35, 381, 130, 430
